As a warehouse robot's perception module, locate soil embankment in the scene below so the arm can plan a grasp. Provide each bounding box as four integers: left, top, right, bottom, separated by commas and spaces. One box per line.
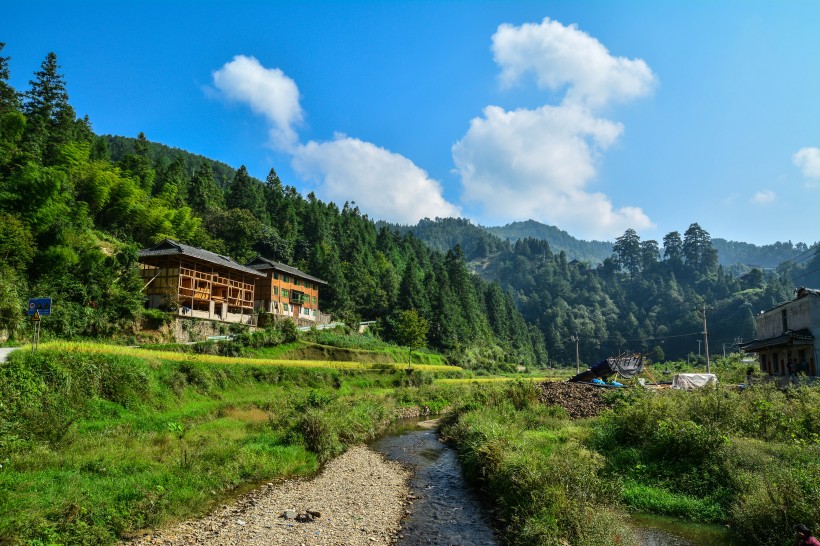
536, 381, 615, 418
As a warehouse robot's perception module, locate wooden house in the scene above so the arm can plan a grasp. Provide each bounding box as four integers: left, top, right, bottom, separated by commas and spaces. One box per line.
138, 239, 265, 324
246, 256, 326, 322
742, 287, 819, 382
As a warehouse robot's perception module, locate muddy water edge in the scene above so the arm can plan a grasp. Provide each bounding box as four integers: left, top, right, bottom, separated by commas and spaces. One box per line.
372, 418, 734, 546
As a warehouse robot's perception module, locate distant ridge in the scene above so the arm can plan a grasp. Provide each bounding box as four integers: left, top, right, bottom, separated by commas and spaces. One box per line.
484, 220, 613, 264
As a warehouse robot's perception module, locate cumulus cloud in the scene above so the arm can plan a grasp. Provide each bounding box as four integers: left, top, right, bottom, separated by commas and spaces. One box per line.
751, 190, 776, 204
212, 55, 303, 150
492, 17, 657, 109
793, 147, 820, 183
212, 57, 459, 222
453, 105, 652, 238
292, 135, 461, 224
454, 19, 655, 239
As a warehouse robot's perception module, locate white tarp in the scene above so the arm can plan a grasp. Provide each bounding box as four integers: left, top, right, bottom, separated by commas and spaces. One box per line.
671, 373, 719, 390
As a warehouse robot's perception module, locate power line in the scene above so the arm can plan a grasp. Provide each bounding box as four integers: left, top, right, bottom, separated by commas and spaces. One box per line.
773, 246, 820, 274
791, 263, 820, 282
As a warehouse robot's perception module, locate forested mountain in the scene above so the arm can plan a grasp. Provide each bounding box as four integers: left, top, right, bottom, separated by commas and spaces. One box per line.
395, 220, 816, 364
712, 238, 809, 269
0, 46, 546, 370
485, 219, 614, 263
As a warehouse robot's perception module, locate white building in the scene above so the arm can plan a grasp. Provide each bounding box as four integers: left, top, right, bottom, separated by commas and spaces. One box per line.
742, 287, 819, 380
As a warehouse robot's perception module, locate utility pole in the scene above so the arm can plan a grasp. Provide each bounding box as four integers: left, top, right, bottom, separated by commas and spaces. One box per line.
701, 304, 711, 374
697, 340, 702, 356
570, 334, 580, 374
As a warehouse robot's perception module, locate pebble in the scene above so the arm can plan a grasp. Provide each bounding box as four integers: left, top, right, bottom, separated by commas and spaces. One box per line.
122, 446, 411, 546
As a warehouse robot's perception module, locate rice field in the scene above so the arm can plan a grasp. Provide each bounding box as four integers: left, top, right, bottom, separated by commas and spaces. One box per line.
34, 341, 461, 372
436, 376, 559, 384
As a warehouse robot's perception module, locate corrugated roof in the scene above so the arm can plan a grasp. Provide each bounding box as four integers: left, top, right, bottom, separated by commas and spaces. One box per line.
740, 328, 814, 352
246, 256, 327, 284
138, 239, 265, 277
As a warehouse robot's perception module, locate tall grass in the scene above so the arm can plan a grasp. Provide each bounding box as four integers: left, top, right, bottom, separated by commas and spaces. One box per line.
440, 381, 637, 545
590, 384, 820, 545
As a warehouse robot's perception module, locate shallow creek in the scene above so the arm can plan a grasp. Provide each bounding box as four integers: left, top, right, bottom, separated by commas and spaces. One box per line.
372, 423, 498, 546
372, 419, 733, 546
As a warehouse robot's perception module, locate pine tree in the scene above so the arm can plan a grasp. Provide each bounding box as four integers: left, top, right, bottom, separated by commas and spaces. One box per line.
22, 52, 73, 164
0, 43, 20, 113
226, 165, 267, 222
188, 162, 224, 213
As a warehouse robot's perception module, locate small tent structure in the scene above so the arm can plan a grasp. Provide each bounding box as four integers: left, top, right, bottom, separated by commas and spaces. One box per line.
671, 373, 718, 390
569, 353, 645, 383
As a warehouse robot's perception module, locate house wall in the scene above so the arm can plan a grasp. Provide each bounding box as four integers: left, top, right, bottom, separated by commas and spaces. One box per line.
755, 297, 814, 338
253, 270, 321, 322
140, 257, 257, 322
753, 294, 820, 378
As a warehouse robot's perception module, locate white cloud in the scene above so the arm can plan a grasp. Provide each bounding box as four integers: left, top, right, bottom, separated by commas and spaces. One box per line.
212, 56, 459, 222
454, 19, 656, 239
453, 104, 652, 239
751, 190, 776, 204
793, 147, 820, 183
292, 135, 461, 224
212, 55, 303, 150
492, 17, 657, 109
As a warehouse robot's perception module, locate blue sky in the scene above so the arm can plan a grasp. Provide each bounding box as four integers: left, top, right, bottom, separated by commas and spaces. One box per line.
4, 1, 819, 245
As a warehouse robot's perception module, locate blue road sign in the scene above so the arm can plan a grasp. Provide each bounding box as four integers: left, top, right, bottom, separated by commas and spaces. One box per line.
28, 298, 52, 316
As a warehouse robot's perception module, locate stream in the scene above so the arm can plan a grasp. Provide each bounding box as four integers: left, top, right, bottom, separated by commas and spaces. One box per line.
372, 418, 733, 546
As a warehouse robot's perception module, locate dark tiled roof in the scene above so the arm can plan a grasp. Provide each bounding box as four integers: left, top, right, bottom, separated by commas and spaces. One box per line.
246, 256, 327, 284
138, 239, 265, 277
741, 328, 814, 352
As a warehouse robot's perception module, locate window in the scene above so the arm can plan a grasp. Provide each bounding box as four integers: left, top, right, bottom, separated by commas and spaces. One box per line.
273, 272, 279, 280
312, 309, 316, 316
295, 278, 300, 286
282, 289, 289, 298
284, 275, 290, 283
303, 307, 309, 315
283, 303, 289, 312
273, 286, 278, 296
313, 296, 317, 304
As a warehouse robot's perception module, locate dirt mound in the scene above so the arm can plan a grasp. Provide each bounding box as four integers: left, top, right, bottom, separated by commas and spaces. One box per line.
536, 381, 614, 418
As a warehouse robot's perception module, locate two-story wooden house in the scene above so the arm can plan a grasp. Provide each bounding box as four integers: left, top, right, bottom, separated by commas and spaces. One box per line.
741, 287, 819, 381
138, 239, 264, 324
246, 256, 326, 322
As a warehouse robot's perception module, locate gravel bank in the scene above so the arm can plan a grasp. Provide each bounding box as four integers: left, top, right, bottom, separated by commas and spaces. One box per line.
124, 446, 412, 546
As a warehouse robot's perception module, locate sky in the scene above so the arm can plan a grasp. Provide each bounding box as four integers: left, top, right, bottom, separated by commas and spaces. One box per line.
4, 1, 820, 245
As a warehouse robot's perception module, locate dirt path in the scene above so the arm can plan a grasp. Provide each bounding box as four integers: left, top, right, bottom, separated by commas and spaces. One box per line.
123, 446, 412, 546
0, 347, 16, 362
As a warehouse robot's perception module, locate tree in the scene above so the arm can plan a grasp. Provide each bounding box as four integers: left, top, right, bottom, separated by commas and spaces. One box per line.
640, 239, 660, 272
0, 42, 20, 113
613, 228, 641, 276
187, 162, 223, 213
226, 165, 267, 222
683, 223, 718, 274
22, 52, 72, 163
118, 132, 155, 192
389, 309, 430, 349
663, 231, 683, 263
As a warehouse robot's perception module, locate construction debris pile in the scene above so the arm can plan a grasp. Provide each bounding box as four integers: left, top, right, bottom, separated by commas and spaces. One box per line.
536, 381, 615, 419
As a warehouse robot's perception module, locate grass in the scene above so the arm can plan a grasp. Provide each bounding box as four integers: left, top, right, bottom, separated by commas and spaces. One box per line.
0, 348, 475, 545
440, 381, 637, 546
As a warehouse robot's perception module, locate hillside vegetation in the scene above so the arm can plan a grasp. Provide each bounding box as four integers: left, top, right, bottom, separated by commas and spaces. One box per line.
397, 218, 818, 363
0, 46, 545, 370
